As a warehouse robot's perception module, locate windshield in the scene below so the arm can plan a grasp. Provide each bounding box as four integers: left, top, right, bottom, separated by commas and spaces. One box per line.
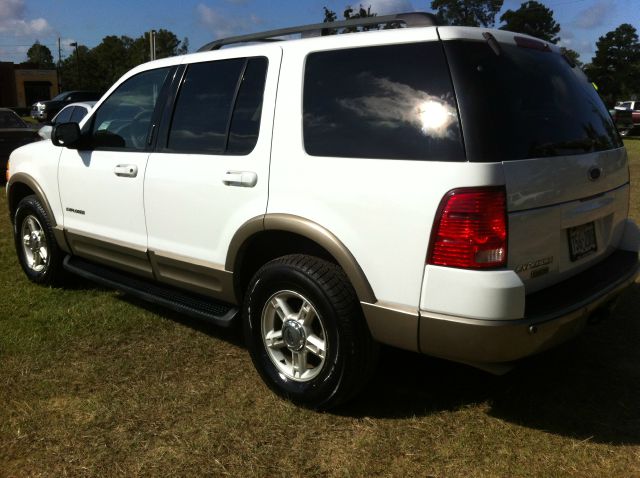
51, 92, 69, 101
443, 40, 622, 162
0, 110, 26, 128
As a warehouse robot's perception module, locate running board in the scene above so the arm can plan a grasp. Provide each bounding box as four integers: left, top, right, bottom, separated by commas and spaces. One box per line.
63, 255, 239, 327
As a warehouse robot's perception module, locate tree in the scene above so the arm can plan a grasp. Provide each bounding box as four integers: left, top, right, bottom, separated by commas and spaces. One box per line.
585, 23, 640, 106
500, 1, 560, 43
430, 0, 503, 27
26, 41, 54, 68
560, 47, 583, 68
59, 29, 189, 92
322, 4, 377, 34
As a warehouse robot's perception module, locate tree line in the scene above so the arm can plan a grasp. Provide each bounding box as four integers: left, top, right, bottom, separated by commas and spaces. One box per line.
26, 30, 188, 93
23, 1, 640, 106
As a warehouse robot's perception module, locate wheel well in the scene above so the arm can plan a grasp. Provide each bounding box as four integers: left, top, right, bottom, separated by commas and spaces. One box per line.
234, 231, 338, 303
7, 182, 35, 221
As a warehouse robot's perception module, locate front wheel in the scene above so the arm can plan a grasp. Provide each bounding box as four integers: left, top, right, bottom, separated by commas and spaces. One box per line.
243, 254, 378, 409
14, 195, 66, 286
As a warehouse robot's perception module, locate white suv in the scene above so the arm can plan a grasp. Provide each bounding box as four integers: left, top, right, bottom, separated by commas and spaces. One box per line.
7, 13, 640, 409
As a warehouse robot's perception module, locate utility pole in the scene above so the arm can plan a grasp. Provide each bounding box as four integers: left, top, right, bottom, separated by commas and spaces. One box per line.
149, 30, 157, 61
57, 37, 62, 93
69, 42, 79, 83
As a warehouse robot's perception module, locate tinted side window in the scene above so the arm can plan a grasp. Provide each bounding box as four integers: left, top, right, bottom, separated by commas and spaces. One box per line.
303, 42, 464, 161
70, 106, 89, 123
90, 67, 169, 150
167, 59, 245, 154
227, 58, 268, 155
53, 106, 74, 124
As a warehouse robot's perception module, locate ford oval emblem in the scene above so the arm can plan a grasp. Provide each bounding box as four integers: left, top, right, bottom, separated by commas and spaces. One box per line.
588, 167, 602, 181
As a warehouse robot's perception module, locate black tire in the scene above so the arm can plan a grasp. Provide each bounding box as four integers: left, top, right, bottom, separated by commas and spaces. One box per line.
13, 195, 66, 286
243, 254, 378, 409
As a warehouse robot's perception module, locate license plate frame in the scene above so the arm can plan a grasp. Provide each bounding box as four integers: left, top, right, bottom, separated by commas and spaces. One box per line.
568, 222, 597, 262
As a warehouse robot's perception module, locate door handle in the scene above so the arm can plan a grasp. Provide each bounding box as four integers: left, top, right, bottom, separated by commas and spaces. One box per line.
222, 171, 257, 188
114, 164, 138, 178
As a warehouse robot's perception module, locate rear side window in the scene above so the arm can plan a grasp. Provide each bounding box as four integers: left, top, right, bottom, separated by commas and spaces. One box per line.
167, 57, 268, 155
444, 40, 622, 162
303, 42, 465, 161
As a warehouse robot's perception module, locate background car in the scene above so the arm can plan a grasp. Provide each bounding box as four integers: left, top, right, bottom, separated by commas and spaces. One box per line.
615, 100, 640, 135
0, 108, 39, 183
38, 101, 96, 140
31, 91, 100, 122
610, 107, 634, 136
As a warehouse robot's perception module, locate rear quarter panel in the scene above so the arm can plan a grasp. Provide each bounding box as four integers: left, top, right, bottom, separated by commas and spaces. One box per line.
268, 30, 505, 309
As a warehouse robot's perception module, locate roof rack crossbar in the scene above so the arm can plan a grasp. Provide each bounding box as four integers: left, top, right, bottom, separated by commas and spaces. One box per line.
197, 12, 438, 52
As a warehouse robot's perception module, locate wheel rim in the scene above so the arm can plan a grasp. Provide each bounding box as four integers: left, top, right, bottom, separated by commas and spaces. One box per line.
261, 290, 328, 382
20, 214, 49, 273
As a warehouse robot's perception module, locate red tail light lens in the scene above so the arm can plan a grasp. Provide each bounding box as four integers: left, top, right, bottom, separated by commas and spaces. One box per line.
428, 187, 507, 269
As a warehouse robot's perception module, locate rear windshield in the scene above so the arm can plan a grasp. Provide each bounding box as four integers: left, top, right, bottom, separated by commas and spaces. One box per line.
443, 40, 622, 162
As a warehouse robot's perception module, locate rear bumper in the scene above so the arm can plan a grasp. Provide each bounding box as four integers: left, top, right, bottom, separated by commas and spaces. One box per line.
419, 249, 639, 364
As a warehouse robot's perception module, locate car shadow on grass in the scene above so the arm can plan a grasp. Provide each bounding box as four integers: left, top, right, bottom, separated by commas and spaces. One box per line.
113, 280, 640, 445
337, 282, 640, 445
117, 293, 245, 348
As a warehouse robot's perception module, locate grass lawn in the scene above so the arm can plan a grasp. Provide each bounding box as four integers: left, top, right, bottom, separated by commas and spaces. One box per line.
1, 142, 640, 477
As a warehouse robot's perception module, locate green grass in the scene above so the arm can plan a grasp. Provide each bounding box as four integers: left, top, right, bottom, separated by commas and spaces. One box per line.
1, 145, 640, 477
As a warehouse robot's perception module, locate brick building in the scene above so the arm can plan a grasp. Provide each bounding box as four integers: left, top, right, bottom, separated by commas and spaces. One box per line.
0, 62, 59, 109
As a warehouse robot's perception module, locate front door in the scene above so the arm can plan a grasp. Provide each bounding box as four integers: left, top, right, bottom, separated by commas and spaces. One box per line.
58, 66, 172, 278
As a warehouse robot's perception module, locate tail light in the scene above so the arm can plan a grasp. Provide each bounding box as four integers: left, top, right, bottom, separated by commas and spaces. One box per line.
5, 160, 9, 183
427, 187, 507, 269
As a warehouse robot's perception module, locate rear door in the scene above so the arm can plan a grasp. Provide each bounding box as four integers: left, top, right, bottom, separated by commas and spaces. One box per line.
143, 46, 281, 300
441, 28, 629, 293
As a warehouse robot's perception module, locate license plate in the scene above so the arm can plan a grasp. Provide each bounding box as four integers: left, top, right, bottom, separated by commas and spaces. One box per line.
568, 222, 597, 261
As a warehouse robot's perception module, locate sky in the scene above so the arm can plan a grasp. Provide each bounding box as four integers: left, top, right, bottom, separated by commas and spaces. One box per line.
0, 0, 638, 64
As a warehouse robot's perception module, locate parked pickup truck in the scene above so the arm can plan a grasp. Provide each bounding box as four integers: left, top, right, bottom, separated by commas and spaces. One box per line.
616, 100, 640, 128
611, 107, 634, 136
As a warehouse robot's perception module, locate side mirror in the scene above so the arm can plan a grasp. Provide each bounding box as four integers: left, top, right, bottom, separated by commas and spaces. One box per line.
51, 122, 81, 148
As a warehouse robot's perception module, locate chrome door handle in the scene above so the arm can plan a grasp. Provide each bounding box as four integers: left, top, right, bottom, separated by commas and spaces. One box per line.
222, 171, 257, 187
114, 164, 138, 178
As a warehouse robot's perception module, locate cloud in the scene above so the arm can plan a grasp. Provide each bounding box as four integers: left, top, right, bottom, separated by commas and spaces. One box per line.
365, 0, 415, 15
573, 1, 612, 29
197, 3, 262, 39
0, 0, 51, 36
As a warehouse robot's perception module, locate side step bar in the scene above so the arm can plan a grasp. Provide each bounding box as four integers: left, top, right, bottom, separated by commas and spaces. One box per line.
63, 256, 239, 327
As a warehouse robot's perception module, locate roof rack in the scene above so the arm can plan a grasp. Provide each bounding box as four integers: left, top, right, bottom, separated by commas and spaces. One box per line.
197, 12, 438, 52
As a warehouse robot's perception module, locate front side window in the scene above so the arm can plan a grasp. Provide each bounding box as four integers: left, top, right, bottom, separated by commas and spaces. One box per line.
167, 56, 268, 155
303, 42, 465, 161
89, 67, 169, 150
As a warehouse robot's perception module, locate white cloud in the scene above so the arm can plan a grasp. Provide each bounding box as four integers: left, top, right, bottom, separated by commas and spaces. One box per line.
364, 0, 415, 15
197, 3, 262, 39
0, 0, 51, 36
573, 1, 612, 29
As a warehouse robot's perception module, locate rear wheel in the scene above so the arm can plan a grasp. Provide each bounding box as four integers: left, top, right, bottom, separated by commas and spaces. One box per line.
243, 254, 378, 409
14, 195, 66, 286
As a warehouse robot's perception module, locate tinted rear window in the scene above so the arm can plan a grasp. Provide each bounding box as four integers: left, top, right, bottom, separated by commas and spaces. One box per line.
303, 42, 465, 161
444, 40, 622, 162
